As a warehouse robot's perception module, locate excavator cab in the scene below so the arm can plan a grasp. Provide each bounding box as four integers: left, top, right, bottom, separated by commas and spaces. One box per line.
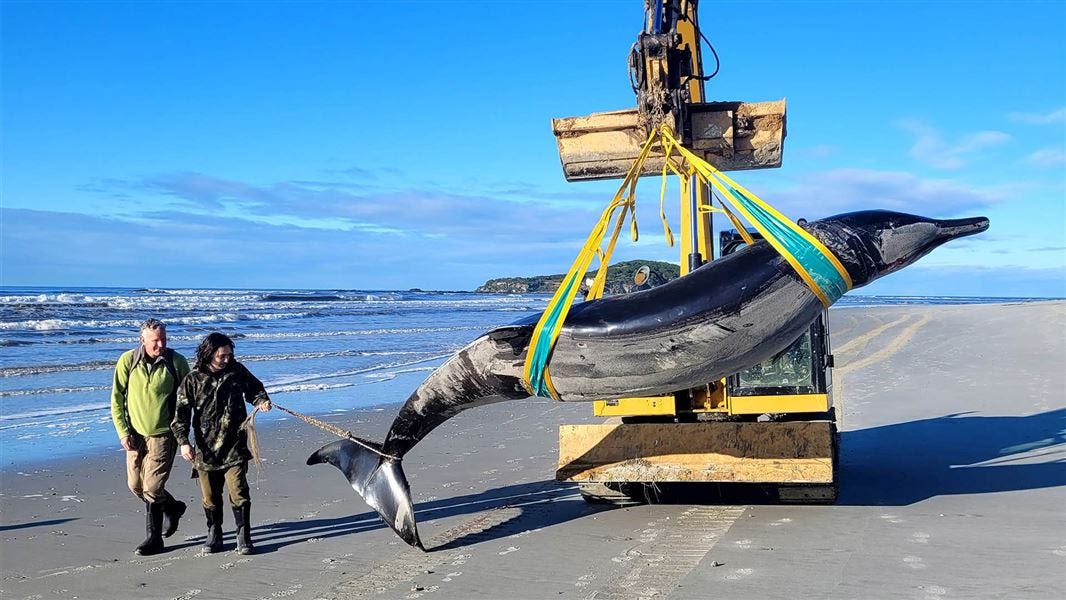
720, 229, 835, 409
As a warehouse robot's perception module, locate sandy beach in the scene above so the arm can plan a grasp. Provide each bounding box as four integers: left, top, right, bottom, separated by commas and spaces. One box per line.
2, 301, 1064, 600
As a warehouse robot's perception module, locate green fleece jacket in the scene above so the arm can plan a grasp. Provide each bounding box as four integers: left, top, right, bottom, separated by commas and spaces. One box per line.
110, 347, 190, 439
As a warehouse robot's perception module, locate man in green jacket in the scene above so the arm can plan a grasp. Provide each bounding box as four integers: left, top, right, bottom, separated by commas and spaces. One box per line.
110, 318, 191, 556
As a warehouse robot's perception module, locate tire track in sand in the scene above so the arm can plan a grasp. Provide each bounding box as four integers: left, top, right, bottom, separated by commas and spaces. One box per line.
832, 314, 912, 357
584, 506, 745, 600
318, 483, 568, 599
833, 313, 932, 421
835, 314, 931, 377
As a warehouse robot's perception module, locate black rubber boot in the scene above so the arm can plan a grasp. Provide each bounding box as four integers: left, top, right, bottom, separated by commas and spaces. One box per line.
134, 501, 165, 556
162, 496, 186, 538
232, 503, 254, 555
202, 505, 223, 553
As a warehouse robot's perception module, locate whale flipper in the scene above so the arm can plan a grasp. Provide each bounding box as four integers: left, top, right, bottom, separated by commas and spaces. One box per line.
307, 439, 423, 550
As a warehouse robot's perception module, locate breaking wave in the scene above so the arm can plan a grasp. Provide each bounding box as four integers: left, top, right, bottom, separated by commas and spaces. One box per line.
0, 385, 108, 398
0, 402, 110, 424
0, 311, 322, 332
0, 350, 429, 378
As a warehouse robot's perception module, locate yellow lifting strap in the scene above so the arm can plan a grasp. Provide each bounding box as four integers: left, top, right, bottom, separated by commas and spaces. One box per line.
701, 202, 756, 246
657, 125, 852, 307
521, 126, 853, 400
522, 129, 658, 400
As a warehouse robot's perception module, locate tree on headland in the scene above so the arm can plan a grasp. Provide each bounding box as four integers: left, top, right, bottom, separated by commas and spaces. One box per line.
475, 260, 680, 295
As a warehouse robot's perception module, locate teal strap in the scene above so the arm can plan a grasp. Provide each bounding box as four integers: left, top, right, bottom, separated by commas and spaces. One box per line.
526, 276, 579, 398
728, 187, 848, 303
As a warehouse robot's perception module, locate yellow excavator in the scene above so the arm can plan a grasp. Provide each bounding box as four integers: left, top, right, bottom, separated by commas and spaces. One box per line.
552, 0, 838, 504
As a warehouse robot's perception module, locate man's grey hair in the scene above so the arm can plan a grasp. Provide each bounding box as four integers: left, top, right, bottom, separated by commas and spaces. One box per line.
139, 318, 167, 334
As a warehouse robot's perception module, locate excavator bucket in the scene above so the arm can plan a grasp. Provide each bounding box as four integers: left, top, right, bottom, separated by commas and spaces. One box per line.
552, 99, 786, 181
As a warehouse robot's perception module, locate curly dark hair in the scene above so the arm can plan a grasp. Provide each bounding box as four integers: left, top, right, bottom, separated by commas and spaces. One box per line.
194, 332, 235, 371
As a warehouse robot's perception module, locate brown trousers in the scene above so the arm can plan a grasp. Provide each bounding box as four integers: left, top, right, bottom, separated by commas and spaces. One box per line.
196, 462, 251, 510
126, 433, 177, 504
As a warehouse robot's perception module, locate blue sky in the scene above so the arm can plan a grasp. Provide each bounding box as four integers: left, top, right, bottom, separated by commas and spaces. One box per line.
2, 1, 1064, 296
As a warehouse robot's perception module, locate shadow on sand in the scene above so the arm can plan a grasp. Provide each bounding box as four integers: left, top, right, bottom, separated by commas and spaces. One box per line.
837, 407, 1065, 505
0, 518, 77, 532
249, 479, 597, 553
585, 408, 1066, 507
244, 409, 1064, 551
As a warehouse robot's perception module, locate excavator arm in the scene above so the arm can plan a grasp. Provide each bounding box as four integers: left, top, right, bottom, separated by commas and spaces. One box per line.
553, 0, 786, 182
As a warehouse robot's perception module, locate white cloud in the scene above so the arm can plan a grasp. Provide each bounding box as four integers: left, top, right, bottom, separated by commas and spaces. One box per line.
89, 172, 606, 244
37, 161, 1040, 289
8, 206, 1055, 295
1026, 147, 1066, 168
0, 207, 572, 289
898, 120, 1011, 170
754, 168, 1010, 220
793, 144, 838, 159
1008, 107, 1066, 125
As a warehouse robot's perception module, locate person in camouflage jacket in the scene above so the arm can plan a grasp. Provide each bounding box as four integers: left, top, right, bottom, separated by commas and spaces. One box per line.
172, 332, 271, 555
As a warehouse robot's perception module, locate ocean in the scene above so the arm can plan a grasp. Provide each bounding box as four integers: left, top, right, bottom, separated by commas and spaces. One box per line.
0, 286, 1047, 467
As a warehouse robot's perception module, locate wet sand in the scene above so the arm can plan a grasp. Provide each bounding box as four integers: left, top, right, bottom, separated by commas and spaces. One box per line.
2, 301, 1064, 600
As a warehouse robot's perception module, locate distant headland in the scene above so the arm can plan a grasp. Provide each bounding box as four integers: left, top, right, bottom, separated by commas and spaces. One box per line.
476, 260, 680, 295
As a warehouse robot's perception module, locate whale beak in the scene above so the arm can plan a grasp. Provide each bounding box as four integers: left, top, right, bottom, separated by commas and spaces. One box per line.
935, 216, 990, 241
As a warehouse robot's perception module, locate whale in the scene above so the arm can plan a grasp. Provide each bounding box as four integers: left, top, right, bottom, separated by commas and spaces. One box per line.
308, 209, 989, 549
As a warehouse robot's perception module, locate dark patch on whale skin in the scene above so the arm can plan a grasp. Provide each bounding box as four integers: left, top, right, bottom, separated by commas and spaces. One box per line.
805, 219, 880, 285
382, 327, 532, 458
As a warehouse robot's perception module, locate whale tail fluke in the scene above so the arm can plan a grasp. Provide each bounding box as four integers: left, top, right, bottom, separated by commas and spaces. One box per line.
307, 438, 423, 550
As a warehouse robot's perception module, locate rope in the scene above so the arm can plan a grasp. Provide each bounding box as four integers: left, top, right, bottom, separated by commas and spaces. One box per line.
240, 402, 400, 462
243, 408, 265, 488
244, 408, 265, 470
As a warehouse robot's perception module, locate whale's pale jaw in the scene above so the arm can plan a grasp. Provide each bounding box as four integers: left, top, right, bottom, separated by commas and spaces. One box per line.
883, 213, 991, 277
